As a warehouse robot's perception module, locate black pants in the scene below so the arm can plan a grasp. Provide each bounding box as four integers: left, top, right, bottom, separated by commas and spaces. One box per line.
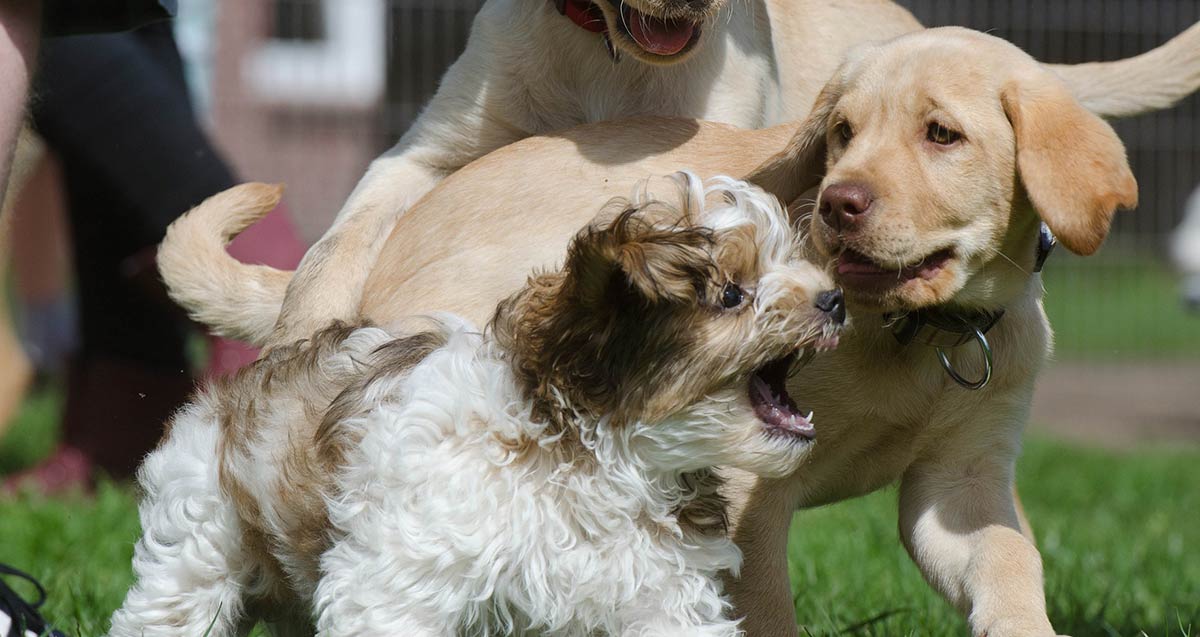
41, 0, 176, 37
30, 23, 235, 475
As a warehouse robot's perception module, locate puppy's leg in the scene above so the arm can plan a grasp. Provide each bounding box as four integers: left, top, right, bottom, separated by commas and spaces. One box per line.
722, 468, 801, 637
270, 14, 527, 345
108, 404, 255, 637
898, 423, 1059, 637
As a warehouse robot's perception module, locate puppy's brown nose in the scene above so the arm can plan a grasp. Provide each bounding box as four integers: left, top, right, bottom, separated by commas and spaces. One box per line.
819, 183, 873, 231
815, 288, 845, 325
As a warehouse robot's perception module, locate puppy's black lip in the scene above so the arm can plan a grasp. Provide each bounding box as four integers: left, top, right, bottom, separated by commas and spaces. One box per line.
748, 351, 815, 441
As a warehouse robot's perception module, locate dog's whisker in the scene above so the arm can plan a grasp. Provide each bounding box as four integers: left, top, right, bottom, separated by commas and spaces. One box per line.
618, 0, 633, 40
989, 247, 1030, 275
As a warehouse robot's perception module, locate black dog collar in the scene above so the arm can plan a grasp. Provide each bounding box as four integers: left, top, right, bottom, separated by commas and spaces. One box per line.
886, 223, 1057, 390
890, 307, 1005, 350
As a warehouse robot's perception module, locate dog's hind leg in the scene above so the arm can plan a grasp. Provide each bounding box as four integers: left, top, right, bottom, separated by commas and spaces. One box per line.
108, 403, 255, 637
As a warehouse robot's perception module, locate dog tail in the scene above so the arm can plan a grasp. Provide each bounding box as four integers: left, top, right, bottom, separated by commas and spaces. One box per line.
158, 183, 293, 346
1048, 21, 1200, 117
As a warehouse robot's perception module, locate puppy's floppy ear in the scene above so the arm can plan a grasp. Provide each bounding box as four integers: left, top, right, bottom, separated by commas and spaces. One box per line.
745, 80, 841, 205
1002, 69, 1138, 255
567, 207, 715, 308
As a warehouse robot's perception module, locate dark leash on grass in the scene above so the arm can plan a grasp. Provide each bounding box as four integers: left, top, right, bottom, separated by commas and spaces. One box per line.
834, 607, 916, 635
0, 563, 67, 637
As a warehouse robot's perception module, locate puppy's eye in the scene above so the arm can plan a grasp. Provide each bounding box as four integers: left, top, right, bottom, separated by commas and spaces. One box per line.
835, 121, 854, 144
720, 283, 745, 309
926, 122, 962, 145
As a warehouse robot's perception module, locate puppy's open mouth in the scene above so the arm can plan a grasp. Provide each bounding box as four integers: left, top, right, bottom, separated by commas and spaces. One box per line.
836, 248, 954, 292
749, 351, 815, 440
602, 0, 703, 57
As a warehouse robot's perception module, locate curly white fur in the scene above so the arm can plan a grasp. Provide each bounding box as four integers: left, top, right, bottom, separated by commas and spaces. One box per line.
314, 329, 742, 636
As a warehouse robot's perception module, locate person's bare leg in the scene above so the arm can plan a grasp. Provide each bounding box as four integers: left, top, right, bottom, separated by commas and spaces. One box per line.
11, 149, 76, 374
0, 0, 40, 208
0, 216, 31, 440
0, 131, 44, 440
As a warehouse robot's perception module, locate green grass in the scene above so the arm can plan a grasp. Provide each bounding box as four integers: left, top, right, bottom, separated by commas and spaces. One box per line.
1, 391, 1197, 636
0, 386, 62, 474
1042, 257, 1200, 359
787, 441, 1200, 636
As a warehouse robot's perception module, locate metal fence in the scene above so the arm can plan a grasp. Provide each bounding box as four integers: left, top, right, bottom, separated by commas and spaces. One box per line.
218, 0, 1200, 359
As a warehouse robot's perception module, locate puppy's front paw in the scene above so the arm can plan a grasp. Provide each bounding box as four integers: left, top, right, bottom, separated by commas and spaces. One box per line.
974, 617, 1060, 637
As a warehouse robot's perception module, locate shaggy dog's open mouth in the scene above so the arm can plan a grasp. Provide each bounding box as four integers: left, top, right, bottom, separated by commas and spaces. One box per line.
749, 351, 815, 440
601, 0, 704, 58
836, 247, 955, 293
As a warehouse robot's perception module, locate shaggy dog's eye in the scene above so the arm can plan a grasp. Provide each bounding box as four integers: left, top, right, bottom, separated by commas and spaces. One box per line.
721, 282, 745, 309
835, 121, 853, 144
926, 121, 962, 145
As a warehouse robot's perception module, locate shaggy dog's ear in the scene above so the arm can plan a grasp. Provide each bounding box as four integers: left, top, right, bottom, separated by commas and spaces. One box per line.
492, 209, 715, 425
568, 207, 715, 308
1002, 68, 1139, 255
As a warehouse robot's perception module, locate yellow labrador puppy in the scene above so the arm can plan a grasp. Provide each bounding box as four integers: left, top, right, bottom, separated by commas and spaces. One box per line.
160, 27, 1195, 636
221, 0, 1198, 348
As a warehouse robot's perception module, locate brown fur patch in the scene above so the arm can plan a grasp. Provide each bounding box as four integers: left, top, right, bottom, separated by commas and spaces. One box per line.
677, 469, 730, 536
314, 329, 447, 470
212, 322, 444, 588
491, 204, 719, 429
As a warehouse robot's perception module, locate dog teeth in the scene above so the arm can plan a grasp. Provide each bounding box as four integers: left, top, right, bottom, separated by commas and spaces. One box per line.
797, 347, 816, 367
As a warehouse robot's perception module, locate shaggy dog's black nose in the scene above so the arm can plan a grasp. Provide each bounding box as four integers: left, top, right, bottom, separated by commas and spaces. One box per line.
815, 288, 846, 325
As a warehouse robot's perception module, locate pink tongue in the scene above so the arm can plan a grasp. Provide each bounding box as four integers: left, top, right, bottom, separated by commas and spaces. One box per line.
626, 8, 695, 56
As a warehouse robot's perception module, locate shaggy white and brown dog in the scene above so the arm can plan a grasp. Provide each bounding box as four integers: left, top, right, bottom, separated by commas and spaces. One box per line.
109, 174, 843, 636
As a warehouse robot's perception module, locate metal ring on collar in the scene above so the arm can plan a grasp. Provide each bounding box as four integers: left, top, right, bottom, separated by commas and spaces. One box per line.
935, 327, 993, 390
